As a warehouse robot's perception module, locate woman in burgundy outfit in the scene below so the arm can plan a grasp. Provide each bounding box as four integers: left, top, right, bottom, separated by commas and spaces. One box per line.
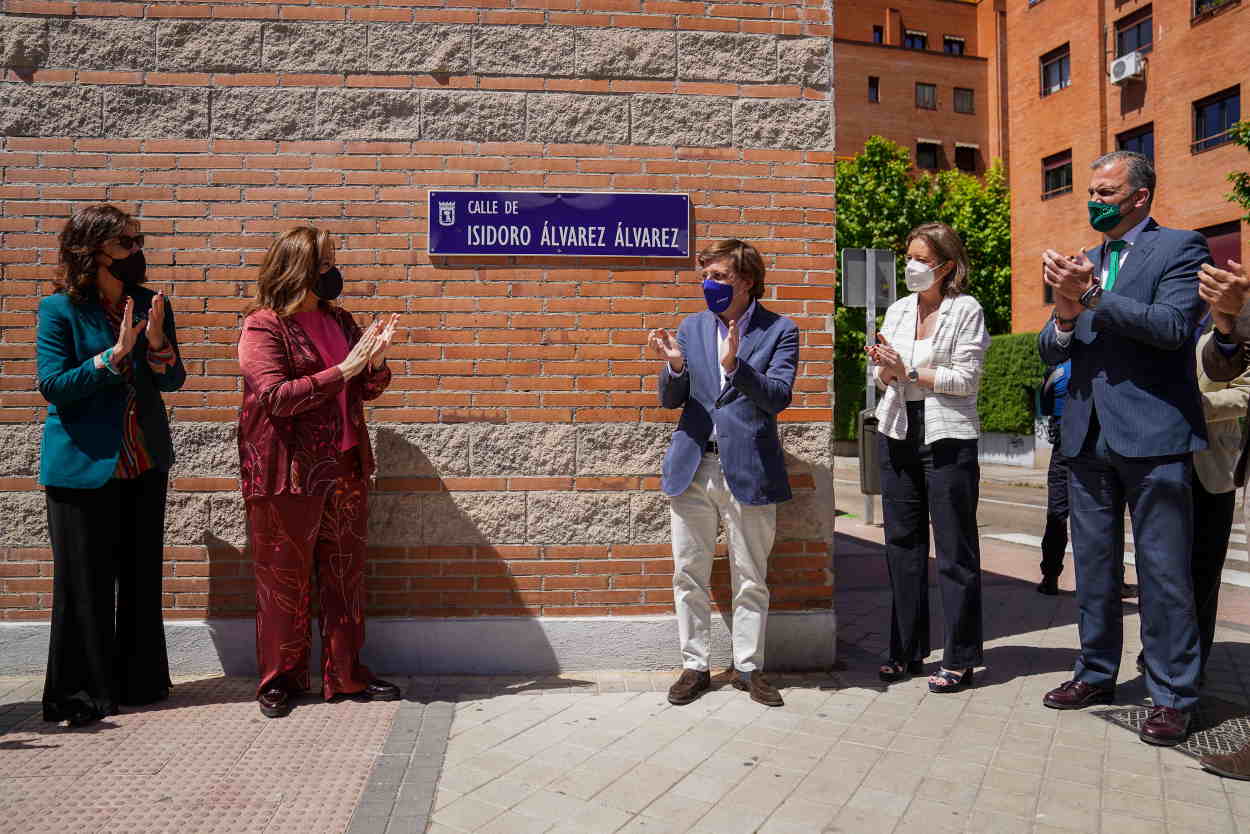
237, 226, 400, 718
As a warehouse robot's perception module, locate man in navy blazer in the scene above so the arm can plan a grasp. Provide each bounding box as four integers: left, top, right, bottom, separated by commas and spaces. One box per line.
1038, 151, 1211, 746
648, 239, 798, 708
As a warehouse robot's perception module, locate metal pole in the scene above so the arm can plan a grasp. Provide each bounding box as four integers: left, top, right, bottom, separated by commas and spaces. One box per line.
864, 249, 877, 526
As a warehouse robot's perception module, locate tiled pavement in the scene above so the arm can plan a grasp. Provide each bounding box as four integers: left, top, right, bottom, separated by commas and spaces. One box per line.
7, 516, 1250, 832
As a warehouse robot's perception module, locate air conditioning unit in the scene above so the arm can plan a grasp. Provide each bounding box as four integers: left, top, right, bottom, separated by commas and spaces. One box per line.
1109, 51, 1145, 85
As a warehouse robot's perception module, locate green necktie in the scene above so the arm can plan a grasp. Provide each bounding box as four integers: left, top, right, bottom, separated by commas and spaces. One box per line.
1103, 239, 1128, 292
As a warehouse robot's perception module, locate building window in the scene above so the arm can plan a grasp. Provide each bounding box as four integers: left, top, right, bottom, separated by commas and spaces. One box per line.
1116, 6, 1153, 56
1199, 221, 1243, 269
944, 37, 965, 56
955, 145, 978, 172
916, 142, 940, 170
1040, 44, 1071, 97
868, 76, 880, 103
916, 82, 937, 110
1193, 86, 1241, 152
904, 31, 927, 50
1042, 150, 1073, 199
1195, 0, 1236, 16
872, 25, 884, 44
954, 87, 974, 114
1117, 123, 1155, 161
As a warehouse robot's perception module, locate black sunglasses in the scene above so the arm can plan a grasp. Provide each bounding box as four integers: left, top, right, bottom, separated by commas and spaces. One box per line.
114, 234, 145, 250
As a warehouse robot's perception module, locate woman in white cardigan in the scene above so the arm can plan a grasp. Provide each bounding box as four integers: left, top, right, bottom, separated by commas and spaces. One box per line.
865, 222, 990, 693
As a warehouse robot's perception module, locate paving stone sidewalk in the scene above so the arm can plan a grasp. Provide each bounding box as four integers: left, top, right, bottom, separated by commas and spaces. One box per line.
7, 515, 1250, 833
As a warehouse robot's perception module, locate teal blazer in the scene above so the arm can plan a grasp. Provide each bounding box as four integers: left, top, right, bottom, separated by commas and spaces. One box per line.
36, 287, 186, 489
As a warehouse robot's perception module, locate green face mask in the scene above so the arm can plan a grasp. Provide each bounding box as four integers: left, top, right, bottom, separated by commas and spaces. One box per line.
1087, 200, 1123, 233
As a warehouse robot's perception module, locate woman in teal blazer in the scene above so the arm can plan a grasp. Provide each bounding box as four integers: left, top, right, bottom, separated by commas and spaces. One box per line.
37, 204, 185, 726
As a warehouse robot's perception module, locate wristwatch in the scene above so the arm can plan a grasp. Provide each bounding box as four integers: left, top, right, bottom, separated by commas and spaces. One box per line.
906, 367, 919, 383
1052, 310, 1078, 329
1079, 281, 1103, 310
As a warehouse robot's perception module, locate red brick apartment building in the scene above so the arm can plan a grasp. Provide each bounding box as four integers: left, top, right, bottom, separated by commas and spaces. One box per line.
1008, 0, 1248, 332
834, 0, 1009, 174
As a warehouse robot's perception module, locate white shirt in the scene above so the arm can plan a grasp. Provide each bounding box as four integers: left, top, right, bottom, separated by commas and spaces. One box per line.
1055, 215, 1153, 347
904, 337, 934, 402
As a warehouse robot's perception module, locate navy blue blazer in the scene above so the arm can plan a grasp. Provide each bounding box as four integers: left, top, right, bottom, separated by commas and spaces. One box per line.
658, 304, 799, 505
1038, 219, 1210, 459
36, 287, 186, 489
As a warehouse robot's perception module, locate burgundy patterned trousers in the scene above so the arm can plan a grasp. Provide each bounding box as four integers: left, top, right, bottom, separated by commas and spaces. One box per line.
247, 471, 372, 700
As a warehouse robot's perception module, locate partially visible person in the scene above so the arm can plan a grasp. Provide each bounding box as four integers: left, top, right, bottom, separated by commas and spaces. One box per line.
1037, 360, 1070, 596
649, 238, 798, 708
237, 226, 400, 719
37, 204, 186, 726
1038, 150, 1209, 747
865, 222, 989, 693
1197, 258, 1250, 780
1038, 360, 1137, 600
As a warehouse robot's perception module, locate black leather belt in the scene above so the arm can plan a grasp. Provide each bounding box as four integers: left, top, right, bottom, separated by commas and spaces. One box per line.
705, 440, 719, 455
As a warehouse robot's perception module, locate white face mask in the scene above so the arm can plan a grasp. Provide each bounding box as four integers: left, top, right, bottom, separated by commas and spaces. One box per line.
904, 258, 940, 293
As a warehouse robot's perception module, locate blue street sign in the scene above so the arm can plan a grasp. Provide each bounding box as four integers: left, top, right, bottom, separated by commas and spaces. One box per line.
428, 190, 690, 258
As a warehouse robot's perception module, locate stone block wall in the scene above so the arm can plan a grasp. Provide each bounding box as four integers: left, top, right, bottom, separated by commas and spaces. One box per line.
0, 0, 836, 624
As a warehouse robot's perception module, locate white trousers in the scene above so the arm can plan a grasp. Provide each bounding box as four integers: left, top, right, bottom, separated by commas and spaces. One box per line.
670, 453, 777, 672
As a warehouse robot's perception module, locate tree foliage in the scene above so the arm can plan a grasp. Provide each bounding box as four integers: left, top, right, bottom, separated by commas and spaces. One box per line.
976, 332, 1046, 435
1227, 120, 1250, 223
834, 136, 1013, 439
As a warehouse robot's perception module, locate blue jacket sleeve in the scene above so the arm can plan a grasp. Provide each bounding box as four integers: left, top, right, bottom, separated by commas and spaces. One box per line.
657, 322, 690, 410
1037, 318, 1073, 366
1090, 233, 1211, 351
727, 320, 798, 415
36, 295, 122, 407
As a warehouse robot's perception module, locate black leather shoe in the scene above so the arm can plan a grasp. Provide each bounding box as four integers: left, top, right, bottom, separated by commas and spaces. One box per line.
362, 679, 401, 701
330, 679, 403, 703
1043, 680, 1115, 710
1140, 706, 1190, 746
258, 686, 290, 718
66, 704, 104, 727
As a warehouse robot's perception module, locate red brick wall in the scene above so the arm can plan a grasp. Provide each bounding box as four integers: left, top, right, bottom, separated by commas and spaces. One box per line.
0, 0, 837, 621
1008, 0, 1250, 332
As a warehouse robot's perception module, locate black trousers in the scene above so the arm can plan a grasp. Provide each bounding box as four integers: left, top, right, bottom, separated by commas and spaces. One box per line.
1040, 428, 1070, 579
1192, 478, 1235, 675
43, 468, 172, 721
878, 402, 984, 669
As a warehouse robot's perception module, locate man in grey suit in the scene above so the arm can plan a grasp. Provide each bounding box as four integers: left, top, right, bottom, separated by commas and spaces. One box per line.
648, 239, 798, 708
1037, 151, 1211, 746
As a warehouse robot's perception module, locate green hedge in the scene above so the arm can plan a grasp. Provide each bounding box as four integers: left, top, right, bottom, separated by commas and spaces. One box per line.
976, 332, 1045, 434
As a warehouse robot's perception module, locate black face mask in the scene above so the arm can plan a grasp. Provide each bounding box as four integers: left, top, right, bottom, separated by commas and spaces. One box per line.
313, 266, 343, 301
107, 250, 147, 286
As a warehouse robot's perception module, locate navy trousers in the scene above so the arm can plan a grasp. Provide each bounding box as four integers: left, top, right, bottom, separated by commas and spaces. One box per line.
1067, 414, 1201, 712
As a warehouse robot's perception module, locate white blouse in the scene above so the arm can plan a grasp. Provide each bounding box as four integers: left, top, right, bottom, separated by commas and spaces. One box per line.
873, 292, 991, 443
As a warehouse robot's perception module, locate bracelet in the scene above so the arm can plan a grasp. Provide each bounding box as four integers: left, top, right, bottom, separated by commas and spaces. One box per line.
101, 347, 121, 375
1052, 311, 1078, 328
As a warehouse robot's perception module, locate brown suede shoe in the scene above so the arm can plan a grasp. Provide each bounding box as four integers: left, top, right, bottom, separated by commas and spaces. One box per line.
1139, 706, 1190, 747
1201, 741, 1250, 779
1042, 680, 1115, 710
731, 670, 784, 707
667, 669, 710, 705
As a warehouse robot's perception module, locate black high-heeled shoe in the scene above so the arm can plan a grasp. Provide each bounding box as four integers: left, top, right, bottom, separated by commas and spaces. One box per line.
879, 660, 925, 683
928, 667, 975, 693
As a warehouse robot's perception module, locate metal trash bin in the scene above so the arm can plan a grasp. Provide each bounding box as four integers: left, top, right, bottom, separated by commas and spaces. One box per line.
857, 407, 881, 495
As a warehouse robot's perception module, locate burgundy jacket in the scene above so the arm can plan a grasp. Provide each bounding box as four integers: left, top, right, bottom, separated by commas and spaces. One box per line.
237, 305, 391, 499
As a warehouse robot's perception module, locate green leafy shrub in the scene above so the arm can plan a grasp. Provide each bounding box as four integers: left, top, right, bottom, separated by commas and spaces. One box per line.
976, 332, 1045, 434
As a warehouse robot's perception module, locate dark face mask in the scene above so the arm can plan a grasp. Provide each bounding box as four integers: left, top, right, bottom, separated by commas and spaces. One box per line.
313, 267, 343, 301
702, 278, 734, 314
107, 250, 146, 286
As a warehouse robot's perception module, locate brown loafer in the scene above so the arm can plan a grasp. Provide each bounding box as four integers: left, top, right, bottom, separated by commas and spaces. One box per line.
667, 669, 710, 705
1201, 741, 1250, 779
1139, 706, 1190, 747
258, 686, 290, 718
731, 670, 784, 707
1042, 680, 1115, 710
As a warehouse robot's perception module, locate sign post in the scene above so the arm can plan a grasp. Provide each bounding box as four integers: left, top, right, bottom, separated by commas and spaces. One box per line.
840, 248, 897, 526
